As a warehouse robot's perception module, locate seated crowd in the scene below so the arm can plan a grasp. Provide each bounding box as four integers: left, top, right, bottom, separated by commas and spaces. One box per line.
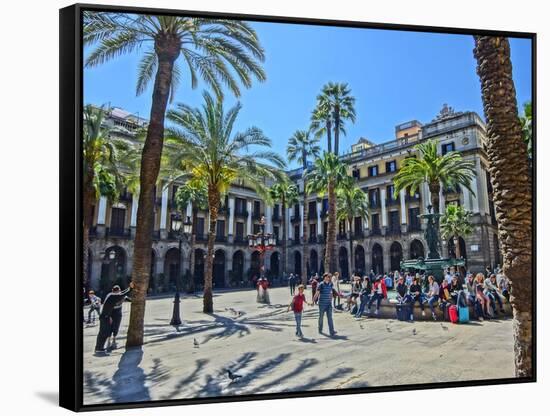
304, 266, 509, 322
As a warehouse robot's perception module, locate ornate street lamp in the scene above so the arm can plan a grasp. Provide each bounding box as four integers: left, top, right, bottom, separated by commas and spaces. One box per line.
170, 213, 192, 327
247, 216, 276, 282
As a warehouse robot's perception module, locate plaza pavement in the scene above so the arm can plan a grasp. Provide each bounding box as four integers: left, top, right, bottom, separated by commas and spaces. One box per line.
83, 285, 515, 405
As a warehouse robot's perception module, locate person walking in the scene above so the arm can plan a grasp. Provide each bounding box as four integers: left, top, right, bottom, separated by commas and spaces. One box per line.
309, 274, 319, 304
86, 290, 102, 324
94, 282, 134, 354
313, 273, 340, 336
288, 273, 296, 296
288, 284, 312, 337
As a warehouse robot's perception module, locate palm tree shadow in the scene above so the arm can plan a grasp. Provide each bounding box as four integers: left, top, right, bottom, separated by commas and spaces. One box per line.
110, 347, 151, 403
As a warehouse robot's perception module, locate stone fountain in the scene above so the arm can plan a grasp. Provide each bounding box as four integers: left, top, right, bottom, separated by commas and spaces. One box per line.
401, 205, 465, 282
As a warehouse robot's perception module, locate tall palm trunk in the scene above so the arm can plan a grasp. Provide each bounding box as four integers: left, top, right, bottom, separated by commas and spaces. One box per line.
204, 186, 221, 313
82, 163, 95, 289
281, 198, 287, 276
428, 181, 441, 214
348, 218, 354, 274
454, 235, 461, 259
334, 108, 340, 155
474, 36, 533, 377
126, 35, 180, 348
188, 208, 198, 292
325, 178, 337, 273
326, 119, 332, 154
302, 176, 308, 284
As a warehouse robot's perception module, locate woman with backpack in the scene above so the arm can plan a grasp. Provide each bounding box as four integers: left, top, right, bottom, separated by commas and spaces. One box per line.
288, 284, 312, 337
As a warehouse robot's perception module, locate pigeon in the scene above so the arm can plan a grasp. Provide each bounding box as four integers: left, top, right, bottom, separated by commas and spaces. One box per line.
440, 323, 449, 331
227, 369, 243, 381
386, 324, 392, 333
360, 324, 365, 330
412, 328, 417, 336
193, 338, 200, 348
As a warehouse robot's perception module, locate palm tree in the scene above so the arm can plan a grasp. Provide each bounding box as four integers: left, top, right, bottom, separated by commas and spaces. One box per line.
307, 152, 349, 273
440, 204, 473, 260
287, 130, 320, 283
316, 82, 356, 155
174, 181, 208, 293
269, 180, 299, 277
337, 179, 369, 274
519, 101, 532, 158
474, 35, 533, 377
310, 101, 332, 153
84, 12, 266, 346
393, 139, 476, 216
82, 105, 125, 289
165, 91, 285, 312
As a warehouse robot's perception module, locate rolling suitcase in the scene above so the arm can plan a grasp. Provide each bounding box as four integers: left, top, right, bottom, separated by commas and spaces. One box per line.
448, 305, 459, 324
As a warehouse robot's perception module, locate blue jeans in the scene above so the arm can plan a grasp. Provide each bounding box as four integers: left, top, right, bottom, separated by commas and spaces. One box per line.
355, 294, 370, 317
368, 293, 384, 311
427, 295, 439, 315
410, 294, 425, 311
487, 291, 504, 312
318, 303, 335, 335
294, 312, 303, 336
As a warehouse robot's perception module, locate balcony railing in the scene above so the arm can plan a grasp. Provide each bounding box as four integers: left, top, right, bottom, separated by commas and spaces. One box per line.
252, 211, 263, 220
234, 209, 248, 218
308, 210, 318, 220
215, 235, 227, 242
386, 198, 400, 206
106, 227, 131, 239
308, 235, 317, 243
407, 224, 422, 233
337, 233, 347, 241
443, 186, 462, 195
195, 233, 208, 242
406, 194, 421, 203
119, 191, 132, 202
218, 206, 230, 216
292, 238, 301, 246
386, 227, 402, 236
320, 208, 329, 218
369, 228, 381, 236
291, 215, 301, 223
272, 212, 281, 222
369, 200, 381, 209
234, 236, 248, 246
354, 230, 365, 238
152, 230, 161, 240
317, 235, 325, 244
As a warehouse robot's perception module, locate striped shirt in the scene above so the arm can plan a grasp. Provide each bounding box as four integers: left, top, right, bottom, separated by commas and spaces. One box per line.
317, 281, 334, 307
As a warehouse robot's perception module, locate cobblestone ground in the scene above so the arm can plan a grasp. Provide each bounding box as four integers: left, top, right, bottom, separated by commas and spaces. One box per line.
83, 285, 515, 405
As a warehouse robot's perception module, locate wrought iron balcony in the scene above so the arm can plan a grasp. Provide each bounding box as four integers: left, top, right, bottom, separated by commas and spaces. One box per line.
354, 230, 365, 238
119, 191, 132, 202
218, 206, 230, 216
407, 223, 422, 233
386, 227, 402, 236
215, 235, 227, 242
152, 230, 161, 240
195, 233, 208, 242
252, 211, 263, 220
308, 235, 317, 243
406, 193, 421, 202
105, 227, 131, 239
234, 236, 248, 246
308, 210, 318, 220
386, 197, 400, 206
291, 215, 301, 223
272, 212, 281, 222
337, 233, 347, 241
369, 200, 381, 209
369, 228, 381, 236
234, 209, 248, 218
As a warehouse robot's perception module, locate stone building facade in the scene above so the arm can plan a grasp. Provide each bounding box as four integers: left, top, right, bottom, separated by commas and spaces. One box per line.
87, 105, 501, 292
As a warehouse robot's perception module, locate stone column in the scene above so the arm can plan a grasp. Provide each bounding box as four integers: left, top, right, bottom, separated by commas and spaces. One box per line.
97, 196, 107, 237
246, 200, 253, 235
461, 185, 472, 211
265, 205, 273, 233
420, 183, 430, 214
228, 196, 235, 240
287, 207, 293, 240
400, 189, 407, 224
160, 186, 169, 239
316, 201, 322, 236
380, 188, 388, 229
130, 194, 138, 238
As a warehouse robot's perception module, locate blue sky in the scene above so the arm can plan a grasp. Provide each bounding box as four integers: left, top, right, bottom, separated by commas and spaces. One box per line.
84, 18, 532, 168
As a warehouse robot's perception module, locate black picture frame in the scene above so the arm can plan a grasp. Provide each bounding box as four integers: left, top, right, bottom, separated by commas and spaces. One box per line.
60, 3, 537, 412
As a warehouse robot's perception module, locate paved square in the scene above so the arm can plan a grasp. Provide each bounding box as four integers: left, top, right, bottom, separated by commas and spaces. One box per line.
83, 286, 515, 405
